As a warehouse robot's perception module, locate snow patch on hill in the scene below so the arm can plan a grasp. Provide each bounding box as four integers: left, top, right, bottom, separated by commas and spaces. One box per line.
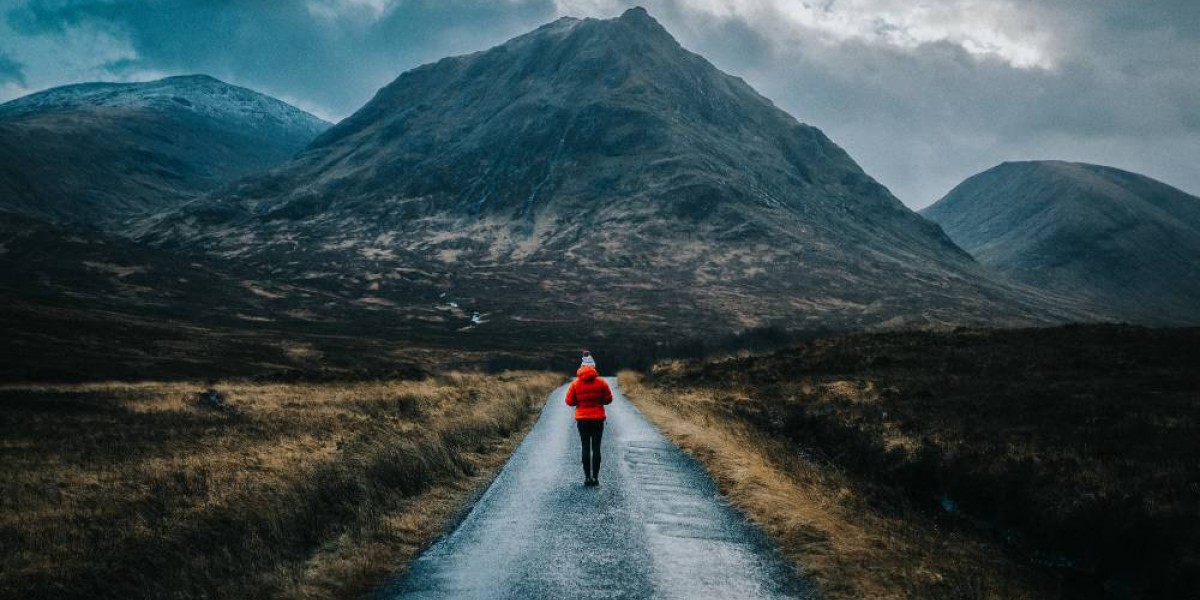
0, 75, 328, 136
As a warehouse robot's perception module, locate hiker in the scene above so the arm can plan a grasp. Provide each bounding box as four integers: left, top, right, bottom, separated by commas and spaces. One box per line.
565, 364, 612, 486
580, 349, 596, 368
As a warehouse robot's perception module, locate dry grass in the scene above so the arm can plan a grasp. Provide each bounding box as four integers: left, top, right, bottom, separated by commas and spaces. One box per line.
0, 372, 561, 600
621, 325, 1200, 599
621, 372, 1048, 600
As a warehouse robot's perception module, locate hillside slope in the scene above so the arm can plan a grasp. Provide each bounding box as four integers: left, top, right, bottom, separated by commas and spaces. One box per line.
922, 161, 1200, 324
0, 75, 329, 230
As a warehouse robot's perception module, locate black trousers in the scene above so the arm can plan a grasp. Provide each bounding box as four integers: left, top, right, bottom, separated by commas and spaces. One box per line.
576, 419, 605, 479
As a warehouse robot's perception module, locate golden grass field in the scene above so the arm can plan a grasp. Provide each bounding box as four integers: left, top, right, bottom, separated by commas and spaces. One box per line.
620, 371, 1041, 600
620, 325, 1200, 600
0, 372, 561, 600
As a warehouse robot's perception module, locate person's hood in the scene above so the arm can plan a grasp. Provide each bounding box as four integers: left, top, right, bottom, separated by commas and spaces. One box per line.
576, 365, 599, 381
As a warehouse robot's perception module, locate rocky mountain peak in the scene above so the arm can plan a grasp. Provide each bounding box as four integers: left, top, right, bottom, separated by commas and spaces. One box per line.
615, 5, 671, 34
274, 7, 869, 223
620, 6, 651, 20
140, 9, 1078, 340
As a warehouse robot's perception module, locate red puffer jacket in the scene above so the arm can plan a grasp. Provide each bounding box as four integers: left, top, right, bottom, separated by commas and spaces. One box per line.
565, 365, 612, 421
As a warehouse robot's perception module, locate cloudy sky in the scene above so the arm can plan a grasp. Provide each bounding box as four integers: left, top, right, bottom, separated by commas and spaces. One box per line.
1, 0, 1196, 207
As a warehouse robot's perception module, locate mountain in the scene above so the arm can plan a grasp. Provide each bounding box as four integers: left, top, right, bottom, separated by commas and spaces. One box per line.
922, 161, 1200, 325
0, 75, 329, 230
141, 8, 1082, 344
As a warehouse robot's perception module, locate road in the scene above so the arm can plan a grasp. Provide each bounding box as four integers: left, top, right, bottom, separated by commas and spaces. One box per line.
376, 378, 817, 599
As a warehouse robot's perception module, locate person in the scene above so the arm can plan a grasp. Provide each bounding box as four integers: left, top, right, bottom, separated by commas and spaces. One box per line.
580, 350, 596, 368
565, 364, 612, 486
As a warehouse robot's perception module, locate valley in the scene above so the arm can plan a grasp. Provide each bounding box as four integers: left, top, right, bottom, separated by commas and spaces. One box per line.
0, 5, 1197, 600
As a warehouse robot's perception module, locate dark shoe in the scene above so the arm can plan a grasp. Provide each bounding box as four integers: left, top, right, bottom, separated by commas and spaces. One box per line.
592, 477, 600, 486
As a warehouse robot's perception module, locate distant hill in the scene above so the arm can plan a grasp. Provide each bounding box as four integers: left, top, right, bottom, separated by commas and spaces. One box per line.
922, 161, 1200, 324
140, 8, 1080, 345
0, 75, 329, 230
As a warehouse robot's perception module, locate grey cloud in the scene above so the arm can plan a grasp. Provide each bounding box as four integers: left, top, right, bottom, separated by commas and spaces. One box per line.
632, 0, 1200, 204
0, 50, 22, 85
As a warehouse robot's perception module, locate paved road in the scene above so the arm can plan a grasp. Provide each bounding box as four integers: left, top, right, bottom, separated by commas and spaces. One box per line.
377, 378, 817, 599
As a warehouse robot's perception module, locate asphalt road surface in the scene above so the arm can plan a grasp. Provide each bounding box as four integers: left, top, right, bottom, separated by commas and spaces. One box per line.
378, 378, 817, 599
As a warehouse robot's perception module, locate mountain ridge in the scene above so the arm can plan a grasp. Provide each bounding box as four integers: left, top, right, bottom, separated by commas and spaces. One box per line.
0, 74, 330, 230
0, 74, 328, 133
922, 160, 1200, 324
